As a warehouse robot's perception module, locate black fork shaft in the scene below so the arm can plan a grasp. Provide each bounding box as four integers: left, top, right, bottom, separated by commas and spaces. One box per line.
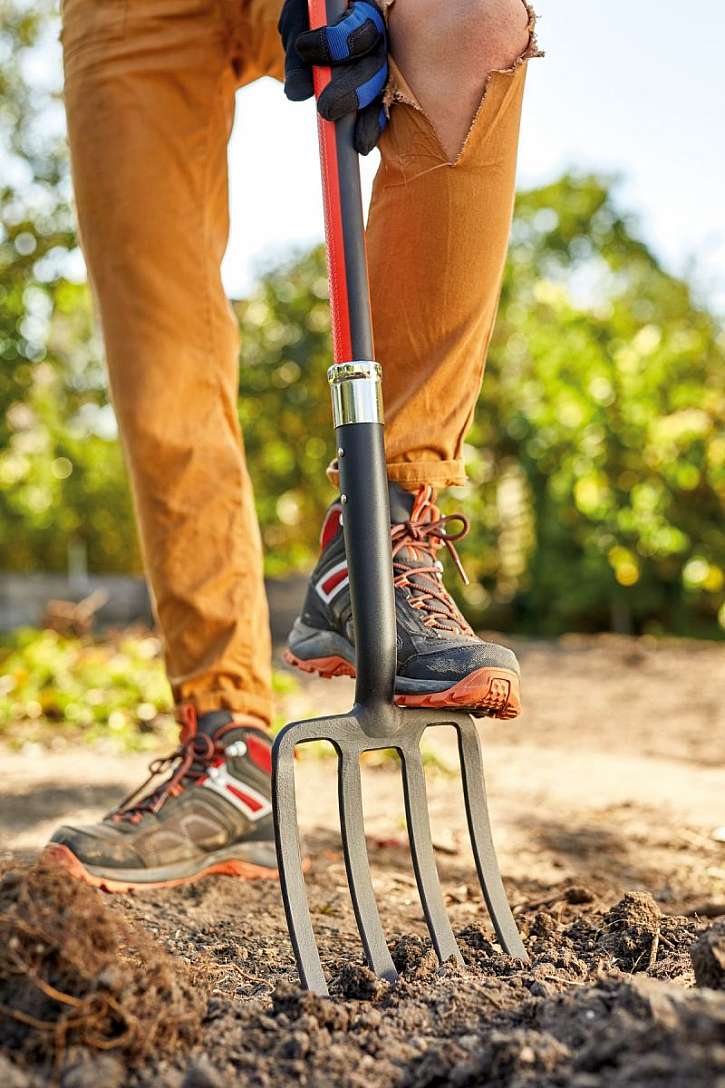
313, 0, 397, 711
336, 423, 397, 714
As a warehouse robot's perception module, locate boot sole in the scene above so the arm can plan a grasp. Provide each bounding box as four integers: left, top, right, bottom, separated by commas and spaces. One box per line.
284, 649, 521, 720
41, 842, 284, 894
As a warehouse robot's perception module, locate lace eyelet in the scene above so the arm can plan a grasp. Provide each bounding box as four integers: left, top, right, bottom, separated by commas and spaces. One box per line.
192, 734, 215, 760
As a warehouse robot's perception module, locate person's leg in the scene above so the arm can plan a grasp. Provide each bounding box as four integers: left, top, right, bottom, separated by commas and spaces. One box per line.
245, 0, 536, 495
288, 0, 540, 718
62, 0, 272, 724
48, 0, 289, 889
369, 0, 541, 489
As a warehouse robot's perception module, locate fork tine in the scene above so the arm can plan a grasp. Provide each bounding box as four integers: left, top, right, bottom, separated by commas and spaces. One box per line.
338, 748, 398, 981
400, 744, 462, 965
456, 716, 528, 961
272, 723, 329, 996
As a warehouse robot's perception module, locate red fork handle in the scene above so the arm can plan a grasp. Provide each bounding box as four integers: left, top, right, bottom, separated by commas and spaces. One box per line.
308, 0, 375, 364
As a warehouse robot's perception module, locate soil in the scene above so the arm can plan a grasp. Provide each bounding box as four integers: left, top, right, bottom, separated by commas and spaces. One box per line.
1, 633, 724, 1087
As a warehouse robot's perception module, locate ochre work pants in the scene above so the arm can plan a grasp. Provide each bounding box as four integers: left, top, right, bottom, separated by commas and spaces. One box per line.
61, 0, 539, 724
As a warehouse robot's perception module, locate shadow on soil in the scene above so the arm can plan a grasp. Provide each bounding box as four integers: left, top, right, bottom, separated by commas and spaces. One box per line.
0, 783, 123, 833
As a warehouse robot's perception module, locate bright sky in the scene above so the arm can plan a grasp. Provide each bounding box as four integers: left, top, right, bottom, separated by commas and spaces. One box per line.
223, 0, 725, 311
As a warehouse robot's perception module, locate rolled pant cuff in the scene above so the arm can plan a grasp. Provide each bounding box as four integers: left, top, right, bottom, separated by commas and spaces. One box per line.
327, 458, 467, 491
174, 689, 272, 730
386, 460, 467, 490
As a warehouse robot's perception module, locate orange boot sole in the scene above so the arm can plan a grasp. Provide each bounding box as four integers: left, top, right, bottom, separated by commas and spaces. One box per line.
41, 842, 281, 894
284, 649, 520, 720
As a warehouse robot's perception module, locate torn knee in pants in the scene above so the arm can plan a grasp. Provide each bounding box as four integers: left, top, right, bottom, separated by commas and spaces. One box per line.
382, 0, 543, 166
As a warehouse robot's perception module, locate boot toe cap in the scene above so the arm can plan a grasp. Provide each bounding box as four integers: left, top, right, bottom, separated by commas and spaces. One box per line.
50, 823, 143, 869
399, 640, 520, 683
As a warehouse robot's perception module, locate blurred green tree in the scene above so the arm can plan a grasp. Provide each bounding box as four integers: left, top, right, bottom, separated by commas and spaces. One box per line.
0, 1, 140, 573
465, 176, 725, 638
235, 249, 336, 576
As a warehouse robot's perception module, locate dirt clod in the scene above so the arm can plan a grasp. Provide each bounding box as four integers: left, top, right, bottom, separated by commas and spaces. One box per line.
0, 862, 207, 1076
336, 962, 389, 1001
691, 923, 725, 990
391, 935, 439, 978
564, 886, 596, 905
597, 892, 700, 980
600, 891, 662, 971
571, 976, 725, 1087
271, 981, 350, 1031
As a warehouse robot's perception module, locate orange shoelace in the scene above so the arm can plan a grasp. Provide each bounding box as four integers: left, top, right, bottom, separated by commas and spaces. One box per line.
391, 486, 473, 637
106, 731, 219, 824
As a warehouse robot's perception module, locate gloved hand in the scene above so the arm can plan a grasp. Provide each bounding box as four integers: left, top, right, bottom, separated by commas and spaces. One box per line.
278, 0, 388, 155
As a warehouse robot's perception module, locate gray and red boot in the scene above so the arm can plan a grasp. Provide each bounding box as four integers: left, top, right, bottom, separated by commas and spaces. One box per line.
44, 707, 278, 891
285, 483, 521, 719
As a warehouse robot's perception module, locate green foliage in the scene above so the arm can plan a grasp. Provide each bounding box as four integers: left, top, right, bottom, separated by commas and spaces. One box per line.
0, 626, 301, 747
0, 3, 141, 574
0, 627, 174, 749
463, 176, 725, 637
235, 250, 335, 575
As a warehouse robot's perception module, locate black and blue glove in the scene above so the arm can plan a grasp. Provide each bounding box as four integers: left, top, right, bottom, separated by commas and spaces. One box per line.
279, 0, 389, 155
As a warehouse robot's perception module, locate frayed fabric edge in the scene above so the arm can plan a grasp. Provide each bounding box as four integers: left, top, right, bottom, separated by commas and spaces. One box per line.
382, 0, 544, 120
520, 0, 545, 66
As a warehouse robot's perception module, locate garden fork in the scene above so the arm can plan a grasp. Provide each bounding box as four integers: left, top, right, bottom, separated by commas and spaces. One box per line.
272, 0, 528, 996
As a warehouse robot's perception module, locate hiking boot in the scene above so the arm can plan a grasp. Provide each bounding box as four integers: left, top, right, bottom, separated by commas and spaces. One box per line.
285, 483, 521, 719
43, 707, 279, 891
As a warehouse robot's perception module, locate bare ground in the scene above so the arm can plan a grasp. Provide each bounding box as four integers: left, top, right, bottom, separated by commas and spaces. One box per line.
1, 634, 724, 1086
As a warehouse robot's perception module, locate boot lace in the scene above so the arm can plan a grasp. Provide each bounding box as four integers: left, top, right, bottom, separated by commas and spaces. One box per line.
391, 485, 473, 637
106, 731, 217, 824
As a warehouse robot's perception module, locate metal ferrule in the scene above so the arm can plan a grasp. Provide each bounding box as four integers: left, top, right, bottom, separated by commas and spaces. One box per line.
328, 361, 383, 427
